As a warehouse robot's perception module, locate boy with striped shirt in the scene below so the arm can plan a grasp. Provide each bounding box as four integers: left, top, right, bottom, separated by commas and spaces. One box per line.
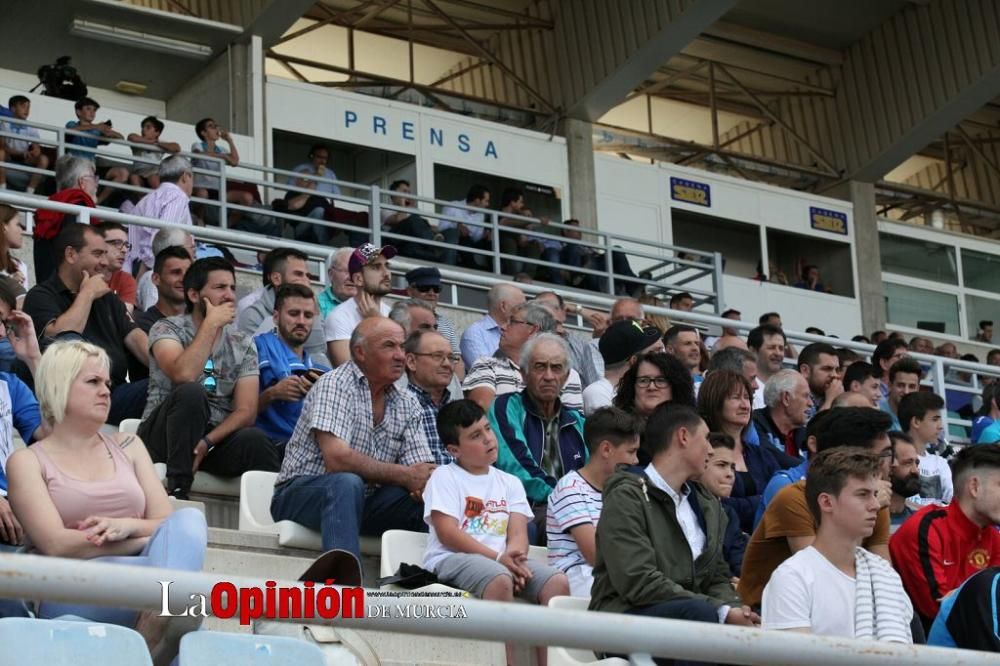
546, 407, 640, 597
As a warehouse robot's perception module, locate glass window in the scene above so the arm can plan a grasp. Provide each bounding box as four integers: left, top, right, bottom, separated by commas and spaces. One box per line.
766, 229, 855, 298
879, 233, 957, 284
965, 294, 1000, 342
672, 210, 761, 279
962, 248, 1000, 295
884, 282, 960, 336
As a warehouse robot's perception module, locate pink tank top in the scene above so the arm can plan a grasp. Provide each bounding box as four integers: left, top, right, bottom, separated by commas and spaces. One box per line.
31, 434, 146, 529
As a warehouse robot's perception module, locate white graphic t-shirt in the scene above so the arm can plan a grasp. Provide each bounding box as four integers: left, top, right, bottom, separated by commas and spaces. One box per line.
422, 463, 533, 572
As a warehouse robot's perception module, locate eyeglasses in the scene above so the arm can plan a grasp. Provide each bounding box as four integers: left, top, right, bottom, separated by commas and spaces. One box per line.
636, 376, 669, 388
416, 285, 442, 294
106, 239, 131, 251
508, 318, 533, 328
411, 351, 461, 364
202, 359, 217, 394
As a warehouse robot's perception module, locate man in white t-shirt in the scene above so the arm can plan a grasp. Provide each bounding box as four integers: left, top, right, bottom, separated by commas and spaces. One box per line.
324, 243, 397, 366
583, 319, 663, 415
424, 399, 569, 665
546, 406, 640, 597
762, 447, 913, 642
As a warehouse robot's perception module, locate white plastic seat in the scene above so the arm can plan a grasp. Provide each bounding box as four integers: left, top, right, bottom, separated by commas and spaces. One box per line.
118, 418, 141, 434
547, 596, 630, 666
239, 471, 380, 554
379, 529, 548, 593
179, 630, 325, 665
0, 617, 152, 665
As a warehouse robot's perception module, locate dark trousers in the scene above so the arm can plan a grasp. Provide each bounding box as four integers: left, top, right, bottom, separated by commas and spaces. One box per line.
108, 379, 148, 426
621, 599, 721, 666
138, 382, 280, 493
271, 472, 425, 560
33, 237, 56, 285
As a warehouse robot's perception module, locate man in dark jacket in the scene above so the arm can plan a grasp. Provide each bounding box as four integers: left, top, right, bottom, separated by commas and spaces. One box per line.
590, 402, 758, 664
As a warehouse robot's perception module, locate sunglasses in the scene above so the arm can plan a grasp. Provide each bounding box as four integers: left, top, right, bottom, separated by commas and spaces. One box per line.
203, 358, 217, 395
416, 285, 442, 294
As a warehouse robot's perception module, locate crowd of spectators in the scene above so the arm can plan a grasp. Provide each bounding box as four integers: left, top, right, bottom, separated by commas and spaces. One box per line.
2, 93, 1000, 662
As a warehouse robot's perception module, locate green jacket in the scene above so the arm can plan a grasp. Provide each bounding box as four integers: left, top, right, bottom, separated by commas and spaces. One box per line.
589, 468, 741, 614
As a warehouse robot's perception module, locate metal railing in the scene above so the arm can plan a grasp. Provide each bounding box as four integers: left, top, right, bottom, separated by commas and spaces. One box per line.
1, 554, 995, 665
1, 189, 997, 443
0, 115, 725, 310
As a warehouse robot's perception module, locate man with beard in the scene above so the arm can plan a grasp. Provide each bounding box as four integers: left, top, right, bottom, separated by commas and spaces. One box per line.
325, 243, 397, 366
135, 246, 191, 334
140, 257, 280, 499
663, 324, 703, 386
254, 284, 330, 450
271, 316, 435, 560
887, 433, 922, 532
797, 342, 843, 418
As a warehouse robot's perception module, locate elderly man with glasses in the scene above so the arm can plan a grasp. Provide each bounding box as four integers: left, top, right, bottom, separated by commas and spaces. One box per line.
403, 329, 461, 465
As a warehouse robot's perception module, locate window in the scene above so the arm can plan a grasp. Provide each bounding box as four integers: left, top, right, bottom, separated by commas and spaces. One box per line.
766, 229, 855, 298
962, 248, 1000, 295
883, 282, 960, 336
671, 210, 761, 279
879, 233, 957, 284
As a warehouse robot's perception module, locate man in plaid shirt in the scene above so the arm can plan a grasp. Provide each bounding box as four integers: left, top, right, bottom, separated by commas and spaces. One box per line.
271, 316, 436, 558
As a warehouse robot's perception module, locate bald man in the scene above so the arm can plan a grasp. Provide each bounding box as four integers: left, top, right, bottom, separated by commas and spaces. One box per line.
272, 316, 435, 559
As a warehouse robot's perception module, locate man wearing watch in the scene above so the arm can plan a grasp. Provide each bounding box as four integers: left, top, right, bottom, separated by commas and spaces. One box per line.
140, 257, 281, 500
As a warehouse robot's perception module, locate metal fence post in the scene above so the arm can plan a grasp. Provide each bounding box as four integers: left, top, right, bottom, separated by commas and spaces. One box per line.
491, 211, 501, 275
218, 159, 228, 229
56, 128, 65, 158
933, 358, 951, 439
605, 234, 616, 296
370, 185, 382, 247
713, 251, 725, 313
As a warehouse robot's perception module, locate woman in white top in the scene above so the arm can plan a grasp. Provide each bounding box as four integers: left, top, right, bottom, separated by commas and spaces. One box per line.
0, 205, 28, 296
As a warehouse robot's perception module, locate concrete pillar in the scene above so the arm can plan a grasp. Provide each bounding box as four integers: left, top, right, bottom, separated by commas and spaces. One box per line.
166, 41, 253, 135
561, 117, 598, 230
833, 181, 885, 335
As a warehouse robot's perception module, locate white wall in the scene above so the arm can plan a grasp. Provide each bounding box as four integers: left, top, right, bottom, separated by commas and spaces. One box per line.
264, 79, 569, 214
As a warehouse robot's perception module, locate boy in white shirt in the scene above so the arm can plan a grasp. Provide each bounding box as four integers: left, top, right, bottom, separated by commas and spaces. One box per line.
762, 447, 913, 641
423, 399, 569, 665
546, 406, 640, 597
898, 391, 953, 504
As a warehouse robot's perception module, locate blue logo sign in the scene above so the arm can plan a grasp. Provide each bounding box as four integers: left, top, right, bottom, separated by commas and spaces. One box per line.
670, 177, 711, 207
809, 207, 848, 235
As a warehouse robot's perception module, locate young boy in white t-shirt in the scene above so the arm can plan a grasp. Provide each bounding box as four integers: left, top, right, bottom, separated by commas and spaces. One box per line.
545, 406, 640, 597
898, 391, 953, 504
424, 399, 569, 665
761, 448, 913, 641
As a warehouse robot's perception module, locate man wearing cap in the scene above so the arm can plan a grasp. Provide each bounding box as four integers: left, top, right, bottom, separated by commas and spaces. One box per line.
583, 320, 664, 415
325, 243, 397, 366
404, 266, 462, 377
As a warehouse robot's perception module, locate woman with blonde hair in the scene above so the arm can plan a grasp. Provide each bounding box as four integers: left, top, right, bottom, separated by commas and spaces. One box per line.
7, 340, 207, 663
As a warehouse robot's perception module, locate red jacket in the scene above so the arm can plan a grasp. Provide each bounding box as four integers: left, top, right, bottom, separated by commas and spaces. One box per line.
890, 501, 1000, 622
33, 188, 96, 240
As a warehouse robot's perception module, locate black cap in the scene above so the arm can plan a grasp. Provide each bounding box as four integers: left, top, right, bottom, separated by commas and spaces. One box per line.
405, 266, 441, 287
599, 320, 663, 365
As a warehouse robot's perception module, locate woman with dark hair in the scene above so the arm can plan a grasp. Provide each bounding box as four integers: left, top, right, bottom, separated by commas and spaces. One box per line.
0, 205, 28, 292
613, 351, 695, 464
698, 369, 780, 533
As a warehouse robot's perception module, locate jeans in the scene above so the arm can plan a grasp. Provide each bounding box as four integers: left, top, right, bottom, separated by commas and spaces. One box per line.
622, 599, 720, 666
270, 473, 426, 559
108, 379, 149, 426
38, 508, 208, 625
138, 383, 281, 494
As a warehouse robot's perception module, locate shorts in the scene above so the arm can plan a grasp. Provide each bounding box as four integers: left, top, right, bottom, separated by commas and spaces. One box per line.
565, 563, 594, 598
435, 552, 562, 602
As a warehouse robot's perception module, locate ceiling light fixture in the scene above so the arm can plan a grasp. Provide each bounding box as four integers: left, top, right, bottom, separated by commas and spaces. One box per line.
70, 18, 213, 59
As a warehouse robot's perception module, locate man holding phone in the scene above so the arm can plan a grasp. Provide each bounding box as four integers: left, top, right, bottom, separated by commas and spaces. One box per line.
255, 283, 330, 451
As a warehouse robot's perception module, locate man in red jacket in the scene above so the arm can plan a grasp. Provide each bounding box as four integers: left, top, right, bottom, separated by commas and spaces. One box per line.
32, 155, 98, 283
890, 444, 1000, 627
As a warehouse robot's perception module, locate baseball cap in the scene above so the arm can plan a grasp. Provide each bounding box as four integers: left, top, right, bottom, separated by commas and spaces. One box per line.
348, 243, 398, 275
75, 96, 100, 111
405, 266, 441, 288
599, 319, 663, 365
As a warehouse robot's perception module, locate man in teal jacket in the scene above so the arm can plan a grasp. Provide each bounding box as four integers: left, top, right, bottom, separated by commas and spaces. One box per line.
590, 403, 757, 664
490, 333, 586, 539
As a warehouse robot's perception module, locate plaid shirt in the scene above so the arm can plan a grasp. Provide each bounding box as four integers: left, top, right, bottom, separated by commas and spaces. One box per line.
406, 383, 454, 466
276, 361, 433, 485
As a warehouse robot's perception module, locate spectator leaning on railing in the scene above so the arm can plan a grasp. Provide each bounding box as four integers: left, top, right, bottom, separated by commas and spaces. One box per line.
0, 95, 49, 194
